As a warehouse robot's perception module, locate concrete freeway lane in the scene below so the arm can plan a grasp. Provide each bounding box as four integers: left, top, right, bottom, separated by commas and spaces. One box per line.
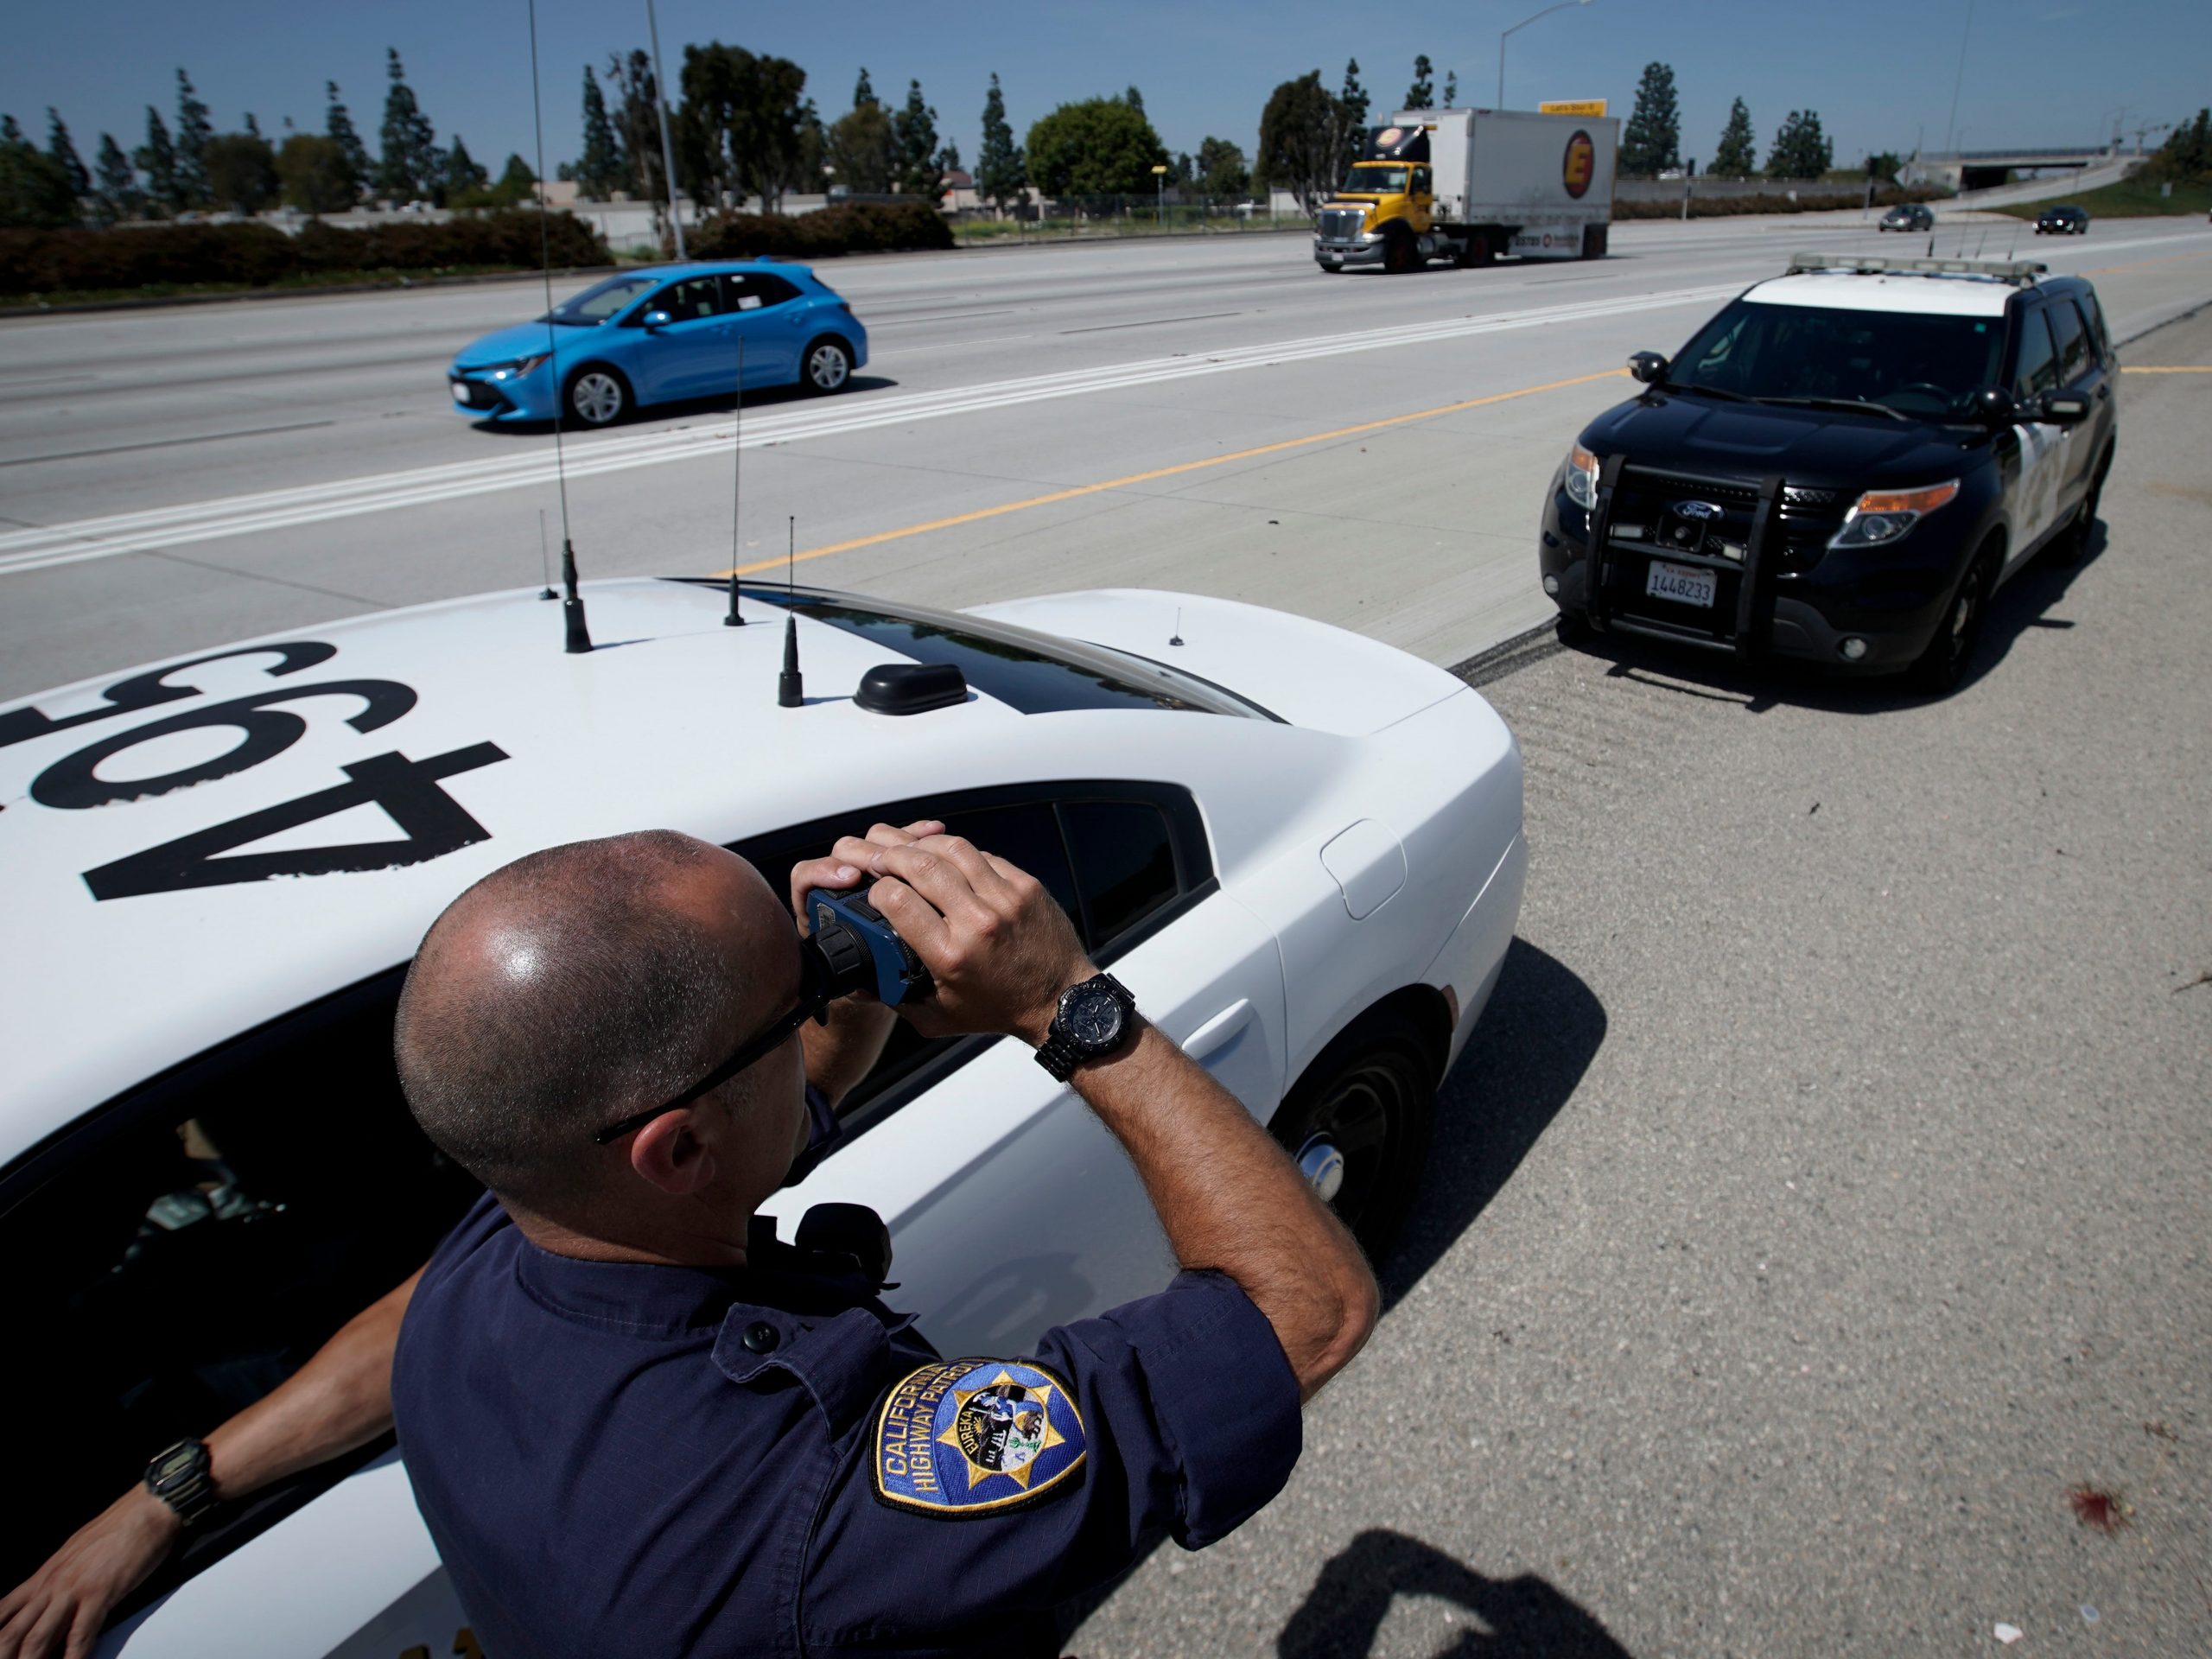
1072, 308, 2212, 1659
4, 214, 2209, 701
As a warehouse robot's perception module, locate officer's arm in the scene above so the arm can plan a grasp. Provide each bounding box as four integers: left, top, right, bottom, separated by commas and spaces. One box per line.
788, 821, 943, 1110
0, 1269, 421, 1659
859, 836, 1381, 1400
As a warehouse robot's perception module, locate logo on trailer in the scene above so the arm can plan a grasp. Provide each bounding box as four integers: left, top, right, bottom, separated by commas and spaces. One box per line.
1562, 130, 1596, 199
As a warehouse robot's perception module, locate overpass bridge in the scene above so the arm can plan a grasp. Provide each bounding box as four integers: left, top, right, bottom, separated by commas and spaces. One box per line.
1907, 146, 2121, 192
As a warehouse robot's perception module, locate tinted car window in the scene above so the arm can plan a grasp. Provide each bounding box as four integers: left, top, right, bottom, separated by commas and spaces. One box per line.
0, 973, 477, 1597
658, 276, 727, 323
1062, 800, 1178, 945
2077, 291, 2113, 362
2048, 300, 2089, 383
733, 273, 804, 309
2013, 308, 2060, 399
1672, 300, 2004, 418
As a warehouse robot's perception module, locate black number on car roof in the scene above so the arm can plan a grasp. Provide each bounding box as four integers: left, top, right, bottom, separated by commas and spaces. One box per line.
0, 642, 339, 750
82, 743, 510, 901
32, 681, 418, 810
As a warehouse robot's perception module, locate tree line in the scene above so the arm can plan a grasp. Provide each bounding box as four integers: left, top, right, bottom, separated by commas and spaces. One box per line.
0, 55, 537, 229
1620, 62, 1839, 181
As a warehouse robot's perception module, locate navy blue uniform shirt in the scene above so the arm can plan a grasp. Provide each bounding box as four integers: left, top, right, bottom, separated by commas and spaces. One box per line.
391, 1185, 1301, 1657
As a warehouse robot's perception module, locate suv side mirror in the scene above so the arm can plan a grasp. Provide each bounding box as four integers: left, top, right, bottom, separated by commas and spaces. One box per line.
1628, 351, 1669, 385
2037, 391, 2091, 426
1974, 386, 2018, 425
642, 309, 672, 330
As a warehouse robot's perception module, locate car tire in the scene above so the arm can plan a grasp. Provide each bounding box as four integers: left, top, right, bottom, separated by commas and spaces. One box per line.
1907, 540, 1999, 696
798, 336, 854, 395
565, 365, 631, 428
1268, 1014, 1437, 1258
2050, 442, 2114, 565
1319, 258, 1344, 273
1554, 607, 1591, 644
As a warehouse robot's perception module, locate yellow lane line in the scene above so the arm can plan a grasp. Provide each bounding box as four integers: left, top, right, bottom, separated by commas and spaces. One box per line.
2120, 365, 2212, 372
2083, 249, 2212, 276
713, 367, 1629, 578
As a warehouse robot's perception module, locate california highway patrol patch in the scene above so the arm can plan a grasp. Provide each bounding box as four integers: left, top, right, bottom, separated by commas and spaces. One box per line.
871, 1358, 1086, 1516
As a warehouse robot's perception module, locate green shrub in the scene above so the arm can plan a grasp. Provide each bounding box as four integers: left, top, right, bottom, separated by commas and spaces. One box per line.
691, 200, 952, 260
0, 210, 608, 298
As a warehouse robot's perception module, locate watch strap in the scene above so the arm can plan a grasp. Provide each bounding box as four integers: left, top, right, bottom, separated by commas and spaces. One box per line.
145, 1438, 219, 1527
1033, 974, 1137, 1083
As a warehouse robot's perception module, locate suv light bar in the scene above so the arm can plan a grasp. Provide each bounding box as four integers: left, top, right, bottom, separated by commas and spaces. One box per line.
1785, 252, 2048, 285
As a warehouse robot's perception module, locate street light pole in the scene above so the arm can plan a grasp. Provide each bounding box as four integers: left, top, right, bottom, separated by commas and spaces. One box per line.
645, 0, 687, 257
1497, 0, 1592, 110
1152, 162, 1167, 227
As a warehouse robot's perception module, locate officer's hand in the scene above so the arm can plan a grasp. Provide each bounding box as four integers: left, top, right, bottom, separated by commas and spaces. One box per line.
0, 1487, 180, 1659
789, 819, 944, 938
860, 836, 1092, 1045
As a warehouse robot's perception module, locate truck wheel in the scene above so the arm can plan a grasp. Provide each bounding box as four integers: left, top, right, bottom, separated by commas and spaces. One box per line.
1456, 232, 1494, 269
1383, 229, 1418, 274
1580, 225, 1608, 260
1319, 258, 1343, 273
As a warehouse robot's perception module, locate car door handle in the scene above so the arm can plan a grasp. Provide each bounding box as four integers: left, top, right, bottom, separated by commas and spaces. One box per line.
1182, 1000, 1254, 1063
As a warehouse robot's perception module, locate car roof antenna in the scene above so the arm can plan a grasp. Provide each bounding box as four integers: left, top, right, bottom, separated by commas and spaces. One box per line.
725, 335, 746, 625
536, 508, 555, 601
528, 0, 590, 653
778, 515, 804, 708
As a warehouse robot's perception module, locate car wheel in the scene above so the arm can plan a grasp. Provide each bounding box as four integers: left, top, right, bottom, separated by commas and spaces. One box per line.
2050, 442, 2114, 565
565, 366, 630, 428
1907, 541, 1998, 696
799, 336, 853, 395
1268, 1014, 1436, 1258
1554, 607, 1591, 644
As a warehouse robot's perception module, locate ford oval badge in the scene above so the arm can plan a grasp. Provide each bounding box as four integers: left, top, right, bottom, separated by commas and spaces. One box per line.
1674, 500, 1724, 521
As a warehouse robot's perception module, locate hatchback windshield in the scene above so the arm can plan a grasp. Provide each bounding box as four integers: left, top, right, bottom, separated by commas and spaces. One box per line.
1668, 297, 2007, 420
545, 274, 658, 326
1341, 165, 1409, 194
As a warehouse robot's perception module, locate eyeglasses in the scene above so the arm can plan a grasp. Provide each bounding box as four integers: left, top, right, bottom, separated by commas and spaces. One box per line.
590, 936, 832, 1145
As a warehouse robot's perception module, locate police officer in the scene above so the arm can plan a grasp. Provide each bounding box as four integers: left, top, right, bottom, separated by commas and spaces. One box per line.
0, 817, 1379, 1658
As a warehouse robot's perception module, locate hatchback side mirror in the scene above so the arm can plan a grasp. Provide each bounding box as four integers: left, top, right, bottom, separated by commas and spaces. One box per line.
1974, 386, 2018, 425
2037, 391, 2091, 426
1628, 351, 1669, 385
642, 309, 672, 330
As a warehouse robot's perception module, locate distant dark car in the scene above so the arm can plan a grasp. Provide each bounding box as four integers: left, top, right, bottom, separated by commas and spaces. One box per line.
2036, 204, 2089, 235
1878, 203, 1935, 232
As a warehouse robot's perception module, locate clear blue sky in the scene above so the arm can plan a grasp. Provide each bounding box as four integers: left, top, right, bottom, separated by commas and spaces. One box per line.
5, 0, 2205, 183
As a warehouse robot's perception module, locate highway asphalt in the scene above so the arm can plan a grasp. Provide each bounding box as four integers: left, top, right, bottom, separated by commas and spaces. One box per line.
3, 214, 2209, 702
1072, 308, 2212, 1658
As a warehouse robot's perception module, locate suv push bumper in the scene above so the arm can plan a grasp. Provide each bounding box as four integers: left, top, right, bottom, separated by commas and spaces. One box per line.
1537, 470, 1963, 673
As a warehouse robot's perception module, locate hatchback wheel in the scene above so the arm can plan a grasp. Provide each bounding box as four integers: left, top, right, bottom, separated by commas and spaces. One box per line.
1268, 1015, 1435, 1258
801, 337, 853, 395
566, 367, 629, 427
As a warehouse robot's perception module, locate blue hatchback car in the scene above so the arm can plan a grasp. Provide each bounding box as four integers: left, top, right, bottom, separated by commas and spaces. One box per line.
448, 262, 869, 427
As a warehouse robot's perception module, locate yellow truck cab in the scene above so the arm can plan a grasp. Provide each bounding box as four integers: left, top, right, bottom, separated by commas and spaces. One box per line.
1316, 108, 1618, 274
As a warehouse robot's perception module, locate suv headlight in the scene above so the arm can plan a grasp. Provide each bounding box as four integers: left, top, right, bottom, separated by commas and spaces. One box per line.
1562, 441, 1601, 510
486, 353, 551, 380
1829, 479, 1960, 549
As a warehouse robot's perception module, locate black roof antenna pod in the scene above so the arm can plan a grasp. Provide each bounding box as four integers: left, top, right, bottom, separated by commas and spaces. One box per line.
778, 515, 804, 708
528, 0, 590, 654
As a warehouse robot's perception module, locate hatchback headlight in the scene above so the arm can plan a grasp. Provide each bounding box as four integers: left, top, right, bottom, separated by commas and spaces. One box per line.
1562, 441, 1601, 510
486, 353, 551, 380
1829, 479, 1960, 549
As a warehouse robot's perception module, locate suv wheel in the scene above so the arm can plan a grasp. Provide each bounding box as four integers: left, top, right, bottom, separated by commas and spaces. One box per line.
2050, 443, 2113, 565
1907, 543, 1997, 696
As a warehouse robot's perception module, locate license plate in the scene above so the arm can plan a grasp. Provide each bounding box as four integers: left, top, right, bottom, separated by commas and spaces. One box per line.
1646, 559, 1716, 608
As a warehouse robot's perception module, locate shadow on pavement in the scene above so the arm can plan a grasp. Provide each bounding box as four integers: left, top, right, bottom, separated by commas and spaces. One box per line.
1381, 938, 1607, 1310
1555, 521, 2107, 714
1276, 1531, 1635, 1658
465, 376, 899, 437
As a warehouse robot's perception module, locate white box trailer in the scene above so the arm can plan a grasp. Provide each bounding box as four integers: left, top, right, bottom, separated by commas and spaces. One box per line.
1314, 107, 1619, 272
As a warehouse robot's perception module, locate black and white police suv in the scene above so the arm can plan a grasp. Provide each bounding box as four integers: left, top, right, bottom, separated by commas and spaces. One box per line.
0, 578, 1524, 1656
1538, 253, 2120, 693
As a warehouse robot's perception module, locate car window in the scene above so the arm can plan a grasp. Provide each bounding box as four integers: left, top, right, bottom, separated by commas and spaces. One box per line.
0, 969, 478, 1601
1061, 799, 1178, 945
657, 276, 727, 324
548, 273, 657, 325
2012, 308, 2060, 400
1675, 299, 2003, 418
2048, 300, 2090, 383
1411, 167, 1432, 194
2076, 291, 2113, 363
731, 273, 803, 310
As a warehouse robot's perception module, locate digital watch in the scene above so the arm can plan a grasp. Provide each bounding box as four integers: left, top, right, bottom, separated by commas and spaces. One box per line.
144, 1437, 219, 1527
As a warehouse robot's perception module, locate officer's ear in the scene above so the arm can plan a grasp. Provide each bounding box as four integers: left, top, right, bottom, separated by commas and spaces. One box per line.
629, 1109, 717, 1197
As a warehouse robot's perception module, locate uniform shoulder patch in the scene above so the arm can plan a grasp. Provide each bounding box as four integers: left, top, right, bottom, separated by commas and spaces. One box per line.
871, 1357, 1087, 1516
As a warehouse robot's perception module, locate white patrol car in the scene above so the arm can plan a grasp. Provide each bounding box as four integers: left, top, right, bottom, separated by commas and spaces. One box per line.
1541, 253, 2120, 693
0, 578, 1526, 1656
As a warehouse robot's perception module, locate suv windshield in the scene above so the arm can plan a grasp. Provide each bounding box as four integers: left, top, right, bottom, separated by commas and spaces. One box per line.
1669, 296, 2006, 421
1340, 165, 1408, 194
545, 274, 658, 326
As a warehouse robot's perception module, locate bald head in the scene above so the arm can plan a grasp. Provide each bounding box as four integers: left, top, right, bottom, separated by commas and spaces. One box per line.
394, 831, 791, 1214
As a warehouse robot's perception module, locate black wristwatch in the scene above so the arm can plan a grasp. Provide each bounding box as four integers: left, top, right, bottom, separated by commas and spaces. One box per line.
145, 1438, 219, 1528
1034, 973, 1138, 1082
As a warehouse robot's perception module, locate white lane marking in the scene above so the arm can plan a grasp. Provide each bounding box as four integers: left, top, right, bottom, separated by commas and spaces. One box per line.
0, 281, 1747, 575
